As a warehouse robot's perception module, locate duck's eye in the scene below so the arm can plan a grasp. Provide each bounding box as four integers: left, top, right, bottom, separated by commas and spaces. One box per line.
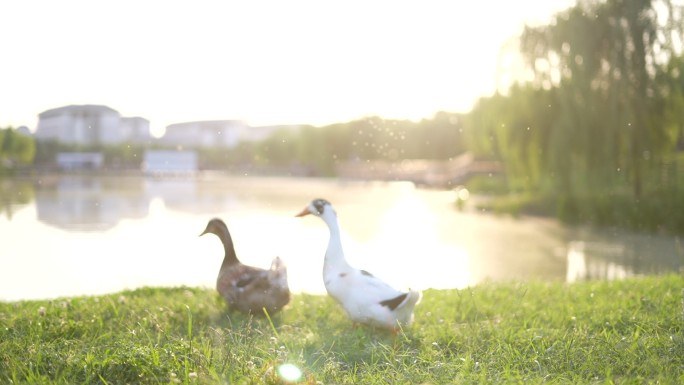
313, 200, 326, 214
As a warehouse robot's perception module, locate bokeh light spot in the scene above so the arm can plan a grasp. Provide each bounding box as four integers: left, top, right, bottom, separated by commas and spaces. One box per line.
277, 363, 302, 383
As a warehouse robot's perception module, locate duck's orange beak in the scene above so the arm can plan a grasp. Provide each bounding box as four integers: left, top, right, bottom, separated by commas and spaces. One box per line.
295, 207, 311, 217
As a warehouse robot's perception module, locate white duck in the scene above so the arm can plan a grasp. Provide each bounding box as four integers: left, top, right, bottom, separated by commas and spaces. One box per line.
296, 198, 422, 331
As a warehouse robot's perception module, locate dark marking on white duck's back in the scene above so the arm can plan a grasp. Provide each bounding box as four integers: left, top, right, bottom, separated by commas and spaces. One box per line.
379, 293, 408, 311
360, 270, 374, 277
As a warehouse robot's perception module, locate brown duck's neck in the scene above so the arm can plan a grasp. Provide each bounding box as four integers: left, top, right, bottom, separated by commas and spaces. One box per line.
217, 227, 240, 268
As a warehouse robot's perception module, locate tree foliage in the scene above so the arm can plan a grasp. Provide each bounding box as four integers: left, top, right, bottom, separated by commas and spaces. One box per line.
0, 127, 35, 174
464, 0, 684, 232
520, 0, 680, 196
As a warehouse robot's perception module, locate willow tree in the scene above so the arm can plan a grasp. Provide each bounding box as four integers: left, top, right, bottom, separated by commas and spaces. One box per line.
520, 0, 682, 197
464, 85, 559, 192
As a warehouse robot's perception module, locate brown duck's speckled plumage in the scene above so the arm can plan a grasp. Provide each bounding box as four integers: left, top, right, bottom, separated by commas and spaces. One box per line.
200, 218, 290, 315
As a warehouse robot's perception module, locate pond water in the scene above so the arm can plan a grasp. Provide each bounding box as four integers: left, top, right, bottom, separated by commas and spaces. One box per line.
0, 174, 682, 302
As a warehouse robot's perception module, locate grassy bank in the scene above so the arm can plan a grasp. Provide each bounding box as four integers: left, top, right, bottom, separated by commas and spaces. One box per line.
1, 275, 682, 384
473, 191, 684, 235
464, 172, 684, 235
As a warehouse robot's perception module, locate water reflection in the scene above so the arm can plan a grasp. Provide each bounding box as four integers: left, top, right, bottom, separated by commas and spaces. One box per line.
566, 241, 630, 282
0, 178, 34, 219
364, 186, 472, 290
565, 233, 683, 282
0, 175, 682, 301
35, 176, 150, 231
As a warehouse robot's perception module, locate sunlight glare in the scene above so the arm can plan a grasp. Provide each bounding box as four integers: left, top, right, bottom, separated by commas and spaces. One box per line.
366, 187, 473, 290
277, 363, 303, 383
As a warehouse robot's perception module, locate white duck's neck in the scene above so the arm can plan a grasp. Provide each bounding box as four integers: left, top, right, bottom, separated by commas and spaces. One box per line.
320, 210, 351, 273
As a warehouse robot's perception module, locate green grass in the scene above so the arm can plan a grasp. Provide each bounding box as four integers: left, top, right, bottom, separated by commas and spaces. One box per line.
1, 275, 683, 384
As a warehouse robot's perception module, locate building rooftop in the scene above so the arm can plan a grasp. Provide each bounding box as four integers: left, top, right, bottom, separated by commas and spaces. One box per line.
38, 104, 119, 118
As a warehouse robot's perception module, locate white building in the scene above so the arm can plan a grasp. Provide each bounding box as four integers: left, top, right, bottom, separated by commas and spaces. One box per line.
160, 120, 301, 148
119, 117, 152, 144
35, 105, 151, 145
160, 120, 248, 148
247, 125, 301, 142
142, 150, 198, 175
56, 152, 104, 170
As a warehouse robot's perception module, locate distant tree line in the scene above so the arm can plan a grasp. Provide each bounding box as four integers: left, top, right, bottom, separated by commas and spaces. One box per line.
200, 112, 466, 175
463, 0, 684, 233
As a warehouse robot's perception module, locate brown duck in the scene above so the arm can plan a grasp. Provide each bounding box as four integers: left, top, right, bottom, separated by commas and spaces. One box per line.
200, 218, 290, 315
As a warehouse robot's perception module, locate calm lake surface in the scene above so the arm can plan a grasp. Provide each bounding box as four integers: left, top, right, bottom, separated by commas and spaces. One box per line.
1, 174, 682, 302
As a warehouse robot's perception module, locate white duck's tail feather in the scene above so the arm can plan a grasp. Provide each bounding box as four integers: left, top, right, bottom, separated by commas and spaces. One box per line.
395, 289, 422, 326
